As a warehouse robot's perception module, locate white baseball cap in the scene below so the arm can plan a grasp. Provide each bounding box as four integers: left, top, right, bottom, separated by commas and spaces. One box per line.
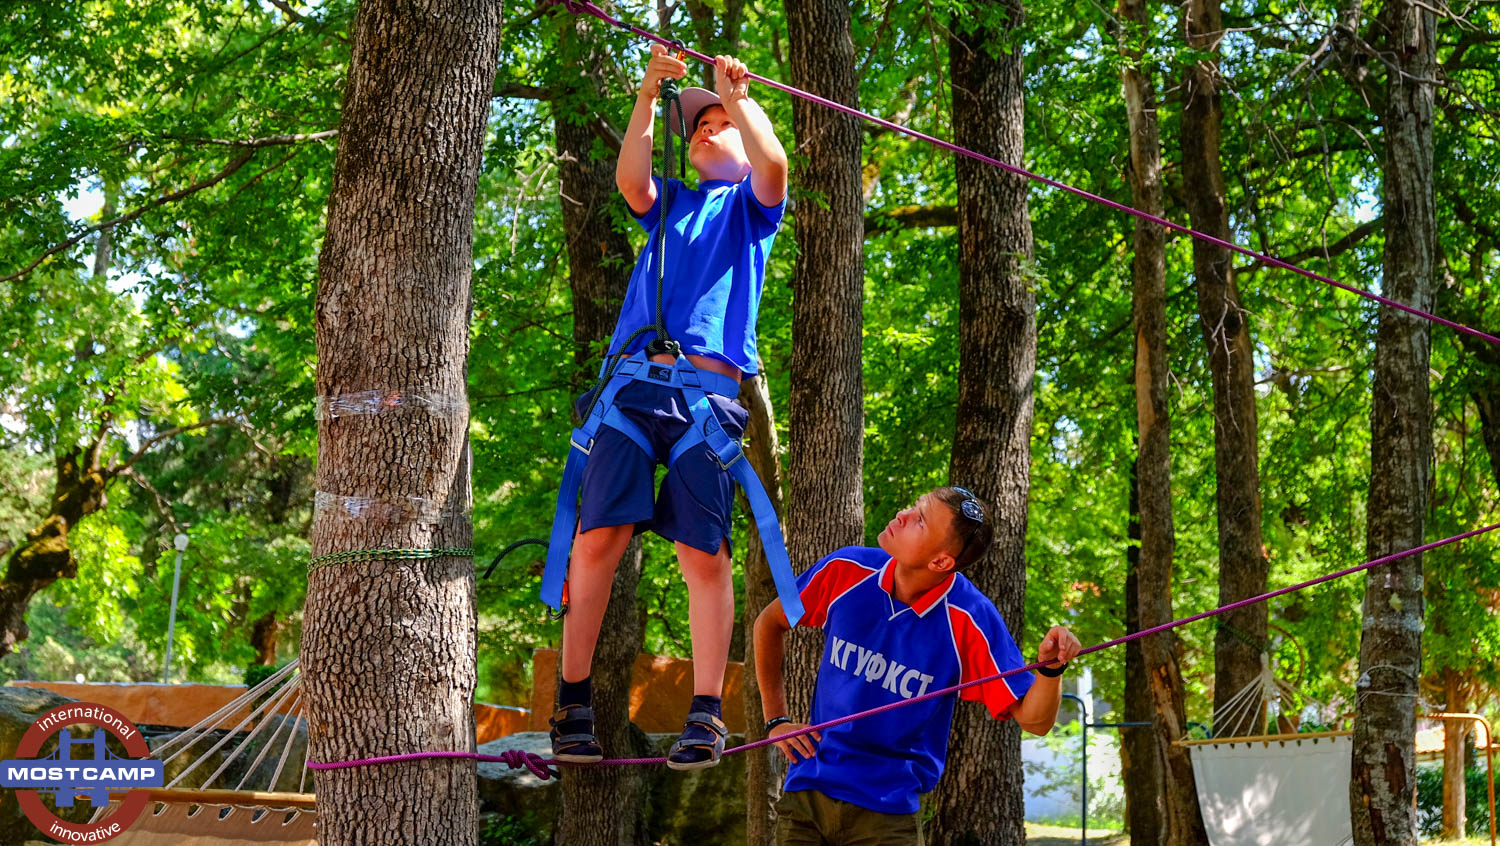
667, 87, 758, 138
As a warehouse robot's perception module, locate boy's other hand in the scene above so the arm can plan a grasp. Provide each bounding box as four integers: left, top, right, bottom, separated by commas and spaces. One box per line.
769, 722, 820, 762
1037, 625, 1082, 669
641, 43, 688, 97
714, 54, 751, 104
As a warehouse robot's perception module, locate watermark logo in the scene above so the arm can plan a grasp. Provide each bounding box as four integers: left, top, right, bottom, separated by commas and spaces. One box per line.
2, 702, 164, 843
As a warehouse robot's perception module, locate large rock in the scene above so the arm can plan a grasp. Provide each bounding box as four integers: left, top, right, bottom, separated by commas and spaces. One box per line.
0, 687, 96, 845
477, 730, 749, 844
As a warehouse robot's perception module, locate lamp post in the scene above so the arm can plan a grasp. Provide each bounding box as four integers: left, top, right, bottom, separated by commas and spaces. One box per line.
162, 532, 189, 684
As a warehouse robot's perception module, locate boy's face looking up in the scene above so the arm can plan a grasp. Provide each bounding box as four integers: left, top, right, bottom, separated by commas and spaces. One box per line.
688, 105, 751, 182
877, 492, 963, 574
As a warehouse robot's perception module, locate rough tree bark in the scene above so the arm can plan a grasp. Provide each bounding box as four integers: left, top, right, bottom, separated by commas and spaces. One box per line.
552, 16, 651, 845
1180, 0, 1269, 733
783, 0, 865, 733
1349, 1, 1436, 842
926, 4, 1034, 843
1116, 0, 1194, 837
300, 0, 501, 843
738, 369, 787, 846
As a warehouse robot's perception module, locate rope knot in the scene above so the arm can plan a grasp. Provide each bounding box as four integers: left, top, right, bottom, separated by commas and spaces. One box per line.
498, 748, 556, 781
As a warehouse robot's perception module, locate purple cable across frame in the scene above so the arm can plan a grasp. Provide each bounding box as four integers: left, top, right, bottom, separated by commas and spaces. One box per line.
550, 0, 1499, 348
307, 521, 1500, 778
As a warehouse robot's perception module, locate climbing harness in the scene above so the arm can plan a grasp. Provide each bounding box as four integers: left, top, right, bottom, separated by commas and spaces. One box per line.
540, 73, 806, 626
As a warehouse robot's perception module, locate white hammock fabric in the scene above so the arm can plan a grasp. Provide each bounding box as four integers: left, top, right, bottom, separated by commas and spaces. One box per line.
1188, 733, 1354, 846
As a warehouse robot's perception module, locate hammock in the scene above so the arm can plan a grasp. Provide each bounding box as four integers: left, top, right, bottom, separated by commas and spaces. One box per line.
88, 661, 317, 845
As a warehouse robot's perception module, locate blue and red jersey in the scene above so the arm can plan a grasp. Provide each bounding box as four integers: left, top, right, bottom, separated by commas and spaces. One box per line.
783, 546, 1034, 815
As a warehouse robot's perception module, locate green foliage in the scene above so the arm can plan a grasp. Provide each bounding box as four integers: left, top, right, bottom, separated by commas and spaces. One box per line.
1416, 765, 1493, 839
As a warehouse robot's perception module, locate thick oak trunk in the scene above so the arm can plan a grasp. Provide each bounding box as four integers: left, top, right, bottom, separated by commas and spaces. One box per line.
1180, 0, 1269, 732
301, 0, 501, 843
1350, 3, 1436, 843
926, 5, 1034, 843
783, 0, 865, 733
1116, 1, 1193, 838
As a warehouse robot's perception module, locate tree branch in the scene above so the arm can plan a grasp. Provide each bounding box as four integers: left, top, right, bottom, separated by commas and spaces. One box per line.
1, 150, 258, 285
1237, 216, 1383, 276
494, 81, 554, 100
169, 129, 338, 148
107, 417, 235, 476
864, 204, 958, 236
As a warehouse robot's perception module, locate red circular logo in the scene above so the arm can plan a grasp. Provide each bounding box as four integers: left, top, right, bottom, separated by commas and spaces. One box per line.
8, 703, 156, 843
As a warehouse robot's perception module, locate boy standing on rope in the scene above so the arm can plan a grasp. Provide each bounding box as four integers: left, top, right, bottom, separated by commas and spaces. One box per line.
548, 45, 788, 771
755, 487, 1082, 843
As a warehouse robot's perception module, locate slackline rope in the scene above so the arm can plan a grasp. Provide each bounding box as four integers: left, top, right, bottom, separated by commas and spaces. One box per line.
306, 520, 1500, 778
552, 0, 1500, 349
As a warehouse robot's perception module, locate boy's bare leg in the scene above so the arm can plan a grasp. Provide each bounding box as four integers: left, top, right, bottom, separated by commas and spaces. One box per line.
676, 538, 734, 696
560, 523, 636, 683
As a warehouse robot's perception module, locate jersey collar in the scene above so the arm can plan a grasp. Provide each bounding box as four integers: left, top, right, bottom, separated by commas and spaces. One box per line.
879, 559, 956, 618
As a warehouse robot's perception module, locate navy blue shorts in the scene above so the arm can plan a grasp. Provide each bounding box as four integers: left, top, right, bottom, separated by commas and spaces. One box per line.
573, 379, 749, 555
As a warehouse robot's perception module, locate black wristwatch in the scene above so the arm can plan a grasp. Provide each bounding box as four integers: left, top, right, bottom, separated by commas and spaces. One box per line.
764, 715, 793, 733
1037, 662, 1068, 678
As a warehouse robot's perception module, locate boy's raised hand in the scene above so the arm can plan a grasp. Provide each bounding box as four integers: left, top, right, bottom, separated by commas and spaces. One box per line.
640, 43, 687, 98
714, 54, 751, 105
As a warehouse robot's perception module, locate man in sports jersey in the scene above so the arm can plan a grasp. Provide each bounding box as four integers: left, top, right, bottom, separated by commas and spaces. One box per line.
549, 45, 788, 771
754, 487, 1082, 843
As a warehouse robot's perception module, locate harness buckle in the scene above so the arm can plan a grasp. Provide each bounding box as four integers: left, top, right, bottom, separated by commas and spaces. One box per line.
569, 430, 594, 455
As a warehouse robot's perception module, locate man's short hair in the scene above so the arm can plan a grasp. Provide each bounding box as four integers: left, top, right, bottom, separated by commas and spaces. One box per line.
933, 486, 994, 572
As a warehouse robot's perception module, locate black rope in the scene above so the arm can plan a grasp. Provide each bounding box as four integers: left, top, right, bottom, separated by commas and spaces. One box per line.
481, 537, 549, 581
576, 78, 685, 424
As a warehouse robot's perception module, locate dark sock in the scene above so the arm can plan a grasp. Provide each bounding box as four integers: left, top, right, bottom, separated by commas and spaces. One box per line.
560, 676, 592, 709
690, 694, 722, 718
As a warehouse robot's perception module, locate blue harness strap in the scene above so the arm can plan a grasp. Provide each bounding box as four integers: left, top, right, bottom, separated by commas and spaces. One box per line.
542, 353, 805, 626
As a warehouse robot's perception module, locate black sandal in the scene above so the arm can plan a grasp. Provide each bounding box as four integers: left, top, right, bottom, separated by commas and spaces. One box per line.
666, 711, 728, 771
549, 703, 603, 763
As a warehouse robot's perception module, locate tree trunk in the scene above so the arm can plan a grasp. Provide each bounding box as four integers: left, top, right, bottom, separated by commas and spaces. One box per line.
1116, 2, 1180, 835
926, 5, 1033, 843
251, 611, 279, 666
551, 18, 651, 844
300, 0, 500, 842
1350, 2, 1436, 842
0, 190, 119, 659
1180, 0, 1269, 734
1122, 463, 1165, 844
0, 449, 111, 657
1441, 672, 1468, 839
738, 369, 787, 846
783, 0, 865, 724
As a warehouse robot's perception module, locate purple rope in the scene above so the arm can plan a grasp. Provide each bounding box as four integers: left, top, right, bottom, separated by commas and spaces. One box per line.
552, 0, 1499, 348
307, 521, 1499, 774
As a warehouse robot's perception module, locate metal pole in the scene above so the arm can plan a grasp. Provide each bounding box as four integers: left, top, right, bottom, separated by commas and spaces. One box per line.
1061, 693, 1087, 846
163, 533, 188, 684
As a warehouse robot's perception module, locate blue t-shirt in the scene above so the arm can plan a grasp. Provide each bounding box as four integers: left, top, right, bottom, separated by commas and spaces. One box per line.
783, 546, 1035, 815
607, 175, 785, 376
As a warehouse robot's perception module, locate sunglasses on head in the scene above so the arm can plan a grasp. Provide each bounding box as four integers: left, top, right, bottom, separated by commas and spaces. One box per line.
951, 487, 985, 564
